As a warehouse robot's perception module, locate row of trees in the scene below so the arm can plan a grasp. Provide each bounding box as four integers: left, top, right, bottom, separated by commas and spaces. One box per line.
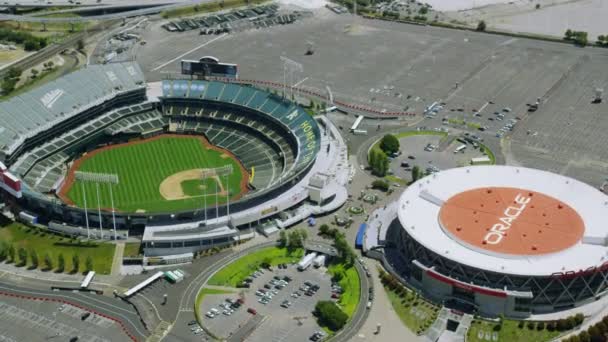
562, 314, 608, 342
318, 224, 355, 266
0, 28, 47, 51
596, 35, 608, 47
0, 242, 93, 273
278, 228, 308, 249
564, 29, 588, 46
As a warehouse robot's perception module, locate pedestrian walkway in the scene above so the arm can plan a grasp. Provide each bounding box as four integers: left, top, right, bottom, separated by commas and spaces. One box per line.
354, 260, 424, 341
111, 242, 125, 276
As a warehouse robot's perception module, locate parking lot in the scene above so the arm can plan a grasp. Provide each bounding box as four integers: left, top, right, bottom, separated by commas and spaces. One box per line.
162, 4, 312, 35
200, 262, 337, 342
0, 296, 130, 342
390, 134, 489, 181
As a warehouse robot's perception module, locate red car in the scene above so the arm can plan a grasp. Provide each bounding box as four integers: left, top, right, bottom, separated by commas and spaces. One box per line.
247, 308, 257, 315
331, 293, 340, 299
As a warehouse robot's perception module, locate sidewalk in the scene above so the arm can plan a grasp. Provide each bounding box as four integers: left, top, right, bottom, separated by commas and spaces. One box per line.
354, 260, 425, 341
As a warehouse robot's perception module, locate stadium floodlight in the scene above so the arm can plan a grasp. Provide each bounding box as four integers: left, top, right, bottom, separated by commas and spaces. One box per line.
75, 171, 119, 241
200, 166, 233, 221
280, 56, 303, 100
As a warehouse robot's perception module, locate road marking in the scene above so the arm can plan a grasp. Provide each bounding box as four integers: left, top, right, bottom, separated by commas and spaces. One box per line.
293, 77, 308, 87
152, 34, 227, 71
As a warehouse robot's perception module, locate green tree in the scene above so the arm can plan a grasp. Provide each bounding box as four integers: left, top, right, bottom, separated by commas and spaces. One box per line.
278, 230, 288, 247
17, 247, 27, 266
579, 330, 590, 342
314, 301, 348, 331
476, 20, 487, 32
565, 29, 573, 40
411, 165, 422, 182
30, 249, 38, 269
77, 39, 85, 51
44, 253, 53, 270
379, 134, 400, 155
319, 224, 330, 236
72, 254, 80, 273
371, 179, 389, 191
0, 242, 6, 261
30, 68, 39, 79
85, 255, 93, 272
370, 149, 389, 176
597, 35, 605, 45
7, 244, 15, 263
57, 253, 65, 272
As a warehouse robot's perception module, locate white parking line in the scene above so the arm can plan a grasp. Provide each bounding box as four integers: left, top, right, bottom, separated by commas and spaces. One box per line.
152, 34, 227, 71
293, 77, 308, 87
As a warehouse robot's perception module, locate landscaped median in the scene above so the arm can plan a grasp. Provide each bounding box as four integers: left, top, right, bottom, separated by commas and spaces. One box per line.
379, 269, 440, 335
207, 246, 304, 287
0, 222, 115, 274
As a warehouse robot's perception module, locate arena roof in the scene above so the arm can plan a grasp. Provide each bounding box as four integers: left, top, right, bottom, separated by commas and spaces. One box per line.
0, 62, 145, 156
397, 165, 608, 277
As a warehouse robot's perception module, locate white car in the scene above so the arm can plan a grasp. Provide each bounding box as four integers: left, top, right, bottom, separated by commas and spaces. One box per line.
205, 312, 215, 318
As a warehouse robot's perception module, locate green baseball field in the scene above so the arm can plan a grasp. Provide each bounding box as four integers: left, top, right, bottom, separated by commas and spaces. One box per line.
60, 135, 249, 213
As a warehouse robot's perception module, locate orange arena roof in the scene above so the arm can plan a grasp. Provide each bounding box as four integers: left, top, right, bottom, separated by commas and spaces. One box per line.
439, 187, 585, 256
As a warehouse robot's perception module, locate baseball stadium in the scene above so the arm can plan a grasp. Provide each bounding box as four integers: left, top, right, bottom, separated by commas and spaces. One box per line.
364, 165, 608, 317
0, 62, 349, 258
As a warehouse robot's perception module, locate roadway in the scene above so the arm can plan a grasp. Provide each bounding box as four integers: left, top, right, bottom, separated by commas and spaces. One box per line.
0, 0, 217, 22
165, 239, 371, 342
0, 281, 149, 341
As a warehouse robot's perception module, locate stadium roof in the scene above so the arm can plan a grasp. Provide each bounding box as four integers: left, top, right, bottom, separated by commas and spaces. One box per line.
398, 165, 608, 277
0, 62, 145, 156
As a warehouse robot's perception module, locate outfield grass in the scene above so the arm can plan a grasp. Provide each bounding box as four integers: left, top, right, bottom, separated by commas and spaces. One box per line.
467, 319, 560, 342
328, 263, 360, 318
0, 222, 115, 274
65, 135, 247, 213
208, 247, 303, 287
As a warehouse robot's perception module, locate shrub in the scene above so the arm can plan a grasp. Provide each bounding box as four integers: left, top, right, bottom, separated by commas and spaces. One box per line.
518, 320, 525, 329
371, 179, 390, 191
537, 321, 545, 330
476, 20, 486, 31
314, 301, 348, 331
527, 321, 535, 330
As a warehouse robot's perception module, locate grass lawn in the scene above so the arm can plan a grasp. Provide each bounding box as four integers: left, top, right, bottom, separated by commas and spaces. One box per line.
161, 0, 268, 18
123, 242, 141, 258
208, 247, 304, 287
383, 285, 439, 335
328, 263, 360, 317
467, 319, 560, 342
0, 20, 93, 34
384, 174, 408, 185
478, 142, 496, 164
0, 222, 115, 274
65, 135, 247, 213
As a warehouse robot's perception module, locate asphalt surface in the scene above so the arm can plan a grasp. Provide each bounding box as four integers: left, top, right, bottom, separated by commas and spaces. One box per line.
0, 281, 148, 341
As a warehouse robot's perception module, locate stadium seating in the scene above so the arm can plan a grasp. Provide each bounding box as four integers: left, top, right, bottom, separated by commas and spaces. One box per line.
11, 103, 161, 193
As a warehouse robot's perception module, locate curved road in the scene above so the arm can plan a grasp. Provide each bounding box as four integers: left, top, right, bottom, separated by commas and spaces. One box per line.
0, 282, 148, 341
170, 239, 370, 342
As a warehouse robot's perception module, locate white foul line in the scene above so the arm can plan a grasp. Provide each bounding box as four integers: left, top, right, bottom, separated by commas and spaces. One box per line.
152, 33, 227, 71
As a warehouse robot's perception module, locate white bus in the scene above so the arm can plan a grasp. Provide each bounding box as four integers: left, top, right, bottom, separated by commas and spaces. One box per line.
453, 144, 467, 154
